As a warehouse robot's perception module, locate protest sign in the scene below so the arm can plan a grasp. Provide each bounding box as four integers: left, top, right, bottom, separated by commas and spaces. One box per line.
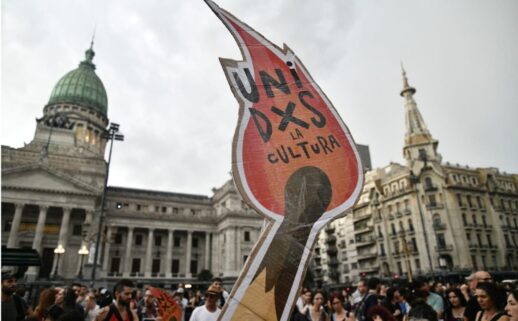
205, 1, 364, 320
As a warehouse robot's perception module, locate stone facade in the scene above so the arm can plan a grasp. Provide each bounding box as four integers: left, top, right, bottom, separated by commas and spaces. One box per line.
312, 69, 518, 285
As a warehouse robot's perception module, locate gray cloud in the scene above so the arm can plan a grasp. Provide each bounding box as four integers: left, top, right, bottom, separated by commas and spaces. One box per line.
2, 0, 517, 196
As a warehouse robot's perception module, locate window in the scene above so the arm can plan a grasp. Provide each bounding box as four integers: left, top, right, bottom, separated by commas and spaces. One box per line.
408, 219, 414, 231
457, 194, 464, 207
244, 231, 251, 242
155, 206, 159, 212
437, 234, 446, 248
472, 255, 478, 270
3, 220, 11, 232
110, 257, 120, 273
462, 213, 467, 225
193, 238, 199, 248
415, 259, 421, 269
174, 237, 181, 247
412, 238, 418, 252
467, 195, 473, 208
477, 197, 483, 208
243, 255, 249, 264
162, 206, 167, 213
428, 195, 437, 206
425, 177, 433, 189
391, 224, 396, 235
477, 234, 482, 247
114, 233, 122, 244
173, 208, 179, 214
172, 259, 180, 274
190, 260, 198, 274
152, 259, 161, 274
466, 233, 471, 241
155, 235, 162, 246
137, 204, 141, 211
131, 258, 141, 273
486, 234, 492, 247
482, 216, 487, 227
135, 234, 143, 246
72, 224, 82, 236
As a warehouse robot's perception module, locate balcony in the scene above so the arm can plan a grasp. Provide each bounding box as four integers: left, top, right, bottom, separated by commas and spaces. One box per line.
469, 243, 478, 250
355, 225, 374, 234
357, 252, 377, 261
406, 228, 415, 235
395, 211, 403, 218
403, 209, 411, 216
325, 225, 336, 233
426, 202, 444, 210
465, 223, 473, 230
356, 236, 377, 247
327, 246, 338, 255
329, 258, 340, 267
326, 235, 337, 244
424, 184, 438, 192
435, 244, 453, 252
433, 223, 447, 231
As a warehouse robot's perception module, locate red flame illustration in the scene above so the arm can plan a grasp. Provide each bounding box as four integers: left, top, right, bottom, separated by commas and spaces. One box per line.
207, 1, 363, 220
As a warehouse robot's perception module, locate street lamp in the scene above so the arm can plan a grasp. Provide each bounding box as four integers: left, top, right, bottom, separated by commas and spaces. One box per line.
78, 245, 89, 280
90, 122, 124, 288
53, 244, 66, 278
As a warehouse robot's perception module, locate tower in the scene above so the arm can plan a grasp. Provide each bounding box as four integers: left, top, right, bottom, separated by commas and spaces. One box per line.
400, 66, 441, 175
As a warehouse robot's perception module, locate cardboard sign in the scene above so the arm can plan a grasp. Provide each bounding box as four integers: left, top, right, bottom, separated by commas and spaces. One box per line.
205, 1, 364, 320
148, 287, 182, 321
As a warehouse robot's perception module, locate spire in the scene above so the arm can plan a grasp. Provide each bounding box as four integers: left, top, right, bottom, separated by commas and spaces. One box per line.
399, 67, 439, 164
82, 30, 96, 69
400, 62, 416, 97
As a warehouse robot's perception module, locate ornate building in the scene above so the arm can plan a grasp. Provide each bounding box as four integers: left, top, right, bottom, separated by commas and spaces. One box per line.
312, 68, 518, 285
1, 45, 263, 287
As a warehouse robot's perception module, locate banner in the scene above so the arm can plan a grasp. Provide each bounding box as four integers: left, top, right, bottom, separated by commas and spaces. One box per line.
205, 1, 364, 320
148, 287, 182, 321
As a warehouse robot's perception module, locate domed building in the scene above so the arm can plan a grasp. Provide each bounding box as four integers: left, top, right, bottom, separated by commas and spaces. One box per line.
1, 43, 264, 287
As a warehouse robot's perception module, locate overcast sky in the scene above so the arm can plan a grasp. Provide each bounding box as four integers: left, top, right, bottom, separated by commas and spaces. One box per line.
2, 1, 517, 196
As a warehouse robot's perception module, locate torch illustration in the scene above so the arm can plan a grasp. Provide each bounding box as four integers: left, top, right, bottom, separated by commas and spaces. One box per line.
205, 1, 364, 320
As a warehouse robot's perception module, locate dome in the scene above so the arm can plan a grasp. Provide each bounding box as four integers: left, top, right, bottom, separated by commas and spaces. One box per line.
48, 46, 108, 115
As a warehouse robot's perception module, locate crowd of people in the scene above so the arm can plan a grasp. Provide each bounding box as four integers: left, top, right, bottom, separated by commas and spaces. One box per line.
2, 268, 518, 321
290, 271, 517, 321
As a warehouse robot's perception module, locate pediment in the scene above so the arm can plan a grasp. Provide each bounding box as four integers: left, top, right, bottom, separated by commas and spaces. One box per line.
2, 164, 99, 196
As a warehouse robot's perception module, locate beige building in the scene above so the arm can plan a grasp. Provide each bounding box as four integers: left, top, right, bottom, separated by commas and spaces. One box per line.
313, 68, 518, 285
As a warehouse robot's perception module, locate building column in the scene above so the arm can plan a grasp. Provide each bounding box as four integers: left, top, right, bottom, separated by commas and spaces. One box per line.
7, 203, 25, 248
166, 230, 174, 278
52, 207, 72, 275
186, 231, 192, 277
102, 227, 113, 273
32, 205, 49, 253
205, 232, 211, 270
27, 205, 48, 278
145, 228, 154, 277
124, 227, 134, 277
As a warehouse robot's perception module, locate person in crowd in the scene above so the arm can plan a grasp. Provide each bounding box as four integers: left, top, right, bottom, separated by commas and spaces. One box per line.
303, 289, 329, 321
330, 292, 348, 321
465, 271, 493, 321
138, 289, 159, 321
28, 288, 58, 321
84, 292, 101, 321
184, 290, 196, 321
356, 278, 381, 321
1, 268, 28, 321
433, 283, 446, 300
15, 285, 33, 317
210, 278, 229, 309
45, 287, 84, 321
408, 289, 438, 321
397, 288, 410, 321
367, 305, 396, 321
71, 284, 83, 306
194, 290, 204, 307
96, 279, 139, 321
172, 291, 184, 321
379, 285, 389, 302
353, 280, 369, 310
414, 276, 444, 319
189, 285, 221, 321
381, 287, 402, 321
460, 284, 471, 302
445, 288, 468, 321
474, 283, 508, 321
505, 290, 518, 321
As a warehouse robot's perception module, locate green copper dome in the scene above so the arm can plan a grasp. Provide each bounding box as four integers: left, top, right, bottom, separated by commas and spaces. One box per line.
48, 46, 108, 115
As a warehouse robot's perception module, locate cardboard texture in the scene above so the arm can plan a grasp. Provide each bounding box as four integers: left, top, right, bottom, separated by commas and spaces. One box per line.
205, 1, 364, 320
148, 287, 182, 321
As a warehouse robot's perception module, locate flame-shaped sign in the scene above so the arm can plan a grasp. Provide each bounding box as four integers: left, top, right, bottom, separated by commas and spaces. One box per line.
205, 1, 364, 320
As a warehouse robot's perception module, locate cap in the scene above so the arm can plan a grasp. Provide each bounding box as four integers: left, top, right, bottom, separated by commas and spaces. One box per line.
466, 273, 476, 281
206, 285, 220, 296
1, 267, 17, 280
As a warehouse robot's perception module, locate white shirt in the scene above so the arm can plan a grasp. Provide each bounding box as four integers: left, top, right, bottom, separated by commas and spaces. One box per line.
190, 305, 221, 321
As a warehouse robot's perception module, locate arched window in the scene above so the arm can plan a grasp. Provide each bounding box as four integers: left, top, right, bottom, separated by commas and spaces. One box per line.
425, 177, 433, 189
408, 219, 414, 231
